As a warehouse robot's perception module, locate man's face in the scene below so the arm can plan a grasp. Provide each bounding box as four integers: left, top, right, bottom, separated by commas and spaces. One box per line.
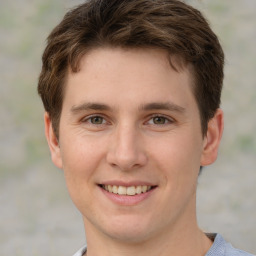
46, 47, 222, 243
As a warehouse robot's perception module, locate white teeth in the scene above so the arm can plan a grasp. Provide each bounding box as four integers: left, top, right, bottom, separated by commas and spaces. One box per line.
127, 186, 136, 196
102, 185, 152, 196
136, 186, 142, 194
118, 186, 127, 195
142, 185, 147, 193
112, 185, 118, 194
107, 185, 113, 193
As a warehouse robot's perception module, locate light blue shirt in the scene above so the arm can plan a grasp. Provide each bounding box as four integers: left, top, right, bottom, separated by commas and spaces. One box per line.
206, 233, 254, 256
73, 233, 255, 256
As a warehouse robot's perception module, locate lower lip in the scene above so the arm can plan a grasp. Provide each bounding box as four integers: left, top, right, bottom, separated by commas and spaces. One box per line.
99, 186, 156, 206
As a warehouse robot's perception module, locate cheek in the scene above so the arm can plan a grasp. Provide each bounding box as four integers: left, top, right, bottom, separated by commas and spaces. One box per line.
152, 132, 202, 165
60, 138, 104, 211
60, 136, 104, 183
148, 131, 203, 185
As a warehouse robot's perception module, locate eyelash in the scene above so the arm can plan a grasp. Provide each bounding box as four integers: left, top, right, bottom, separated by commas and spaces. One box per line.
80, 114, 174, 127
81, 115, 108, 125
146, 114, 174, 125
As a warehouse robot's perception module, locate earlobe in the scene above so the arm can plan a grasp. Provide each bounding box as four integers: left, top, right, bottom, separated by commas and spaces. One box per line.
44, 112, 63, 169
200, 109, 224, 166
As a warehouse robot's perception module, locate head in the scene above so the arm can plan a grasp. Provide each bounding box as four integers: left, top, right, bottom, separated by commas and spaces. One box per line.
38, 0, 224, 139
39, 1, 225, 246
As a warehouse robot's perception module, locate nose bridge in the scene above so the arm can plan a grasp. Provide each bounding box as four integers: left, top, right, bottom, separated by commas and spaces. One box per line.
117, 122, 137, 155
107, 121, 146, 170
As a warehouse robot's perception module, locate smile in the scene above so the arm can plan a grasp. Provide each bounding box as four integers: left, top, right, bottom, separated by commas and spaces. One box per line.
100, 185, 154, 196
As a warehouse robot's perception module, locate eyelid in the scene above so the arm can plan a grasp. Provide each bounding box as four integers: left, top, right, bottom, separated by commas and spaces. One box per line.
146, 114, 175, 125
79, 113, 174, 125
81, 114, 108, 124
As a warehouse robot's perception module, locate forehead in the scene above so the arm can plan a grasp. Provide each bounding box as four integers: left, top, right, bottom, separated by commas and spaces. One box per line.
64, 47, 196, 111
74, 47, 190, 77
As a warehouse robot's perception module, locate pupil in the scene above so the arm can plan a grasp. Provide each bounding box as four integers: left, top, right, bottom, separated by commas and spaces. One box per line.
92, 116, 102, 124
154, 117, 165, 124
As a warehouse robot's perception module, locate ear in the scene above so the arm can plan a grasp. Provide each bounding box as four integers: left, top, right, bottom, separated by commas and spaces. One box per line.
200, 108, 224, 166
44, 112, 63, 169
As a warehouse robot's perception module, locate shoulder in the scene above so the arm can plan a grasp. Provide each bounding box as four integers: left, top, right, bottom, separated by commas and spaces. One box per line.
206, 233, 255, 256
225, 243, 254, 256
72, 245, 87, 256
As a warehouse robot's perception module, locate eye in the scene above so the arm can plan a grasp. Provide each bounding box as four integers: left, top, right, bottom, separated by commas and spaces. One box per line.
152, 116, 167, 124
82, 115, 107, 125
90, 116, 105, 124
147, 115, 173, 125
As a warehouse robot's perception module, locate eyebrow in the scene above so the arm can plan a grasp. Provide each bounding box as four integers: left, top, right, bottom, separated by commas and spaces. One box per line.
70, 101, 185, 114
139, 102, 185, 113
70, 102, 111, 113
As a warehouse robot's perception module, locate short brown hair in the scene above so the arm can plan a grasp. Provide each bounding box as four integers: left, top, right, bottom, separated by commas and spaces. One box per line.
38, 0, 224, 137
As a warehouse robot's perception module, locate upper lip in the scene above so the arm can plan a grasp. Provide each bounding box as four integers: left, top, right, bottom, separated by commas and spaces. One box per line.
98, 180, 157, 187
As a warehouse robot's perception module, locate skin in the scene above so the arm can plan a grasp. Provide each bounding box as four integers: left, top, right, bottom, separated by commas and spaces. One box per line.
45, 47, 224, 256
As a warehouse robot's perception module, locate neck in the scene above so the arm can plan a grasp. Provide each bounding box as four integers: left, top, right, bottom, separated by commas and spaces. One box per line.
87, 231, 212, 256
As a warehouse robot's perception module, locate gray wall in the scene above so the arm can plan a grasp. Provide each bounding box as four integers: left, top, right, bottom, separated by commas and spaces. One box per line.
0, 0, 255, 255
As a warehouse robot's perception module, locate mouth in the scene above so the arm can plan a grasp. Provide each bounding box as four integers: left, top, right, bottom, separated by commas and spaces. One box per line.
99, 184, 156, 196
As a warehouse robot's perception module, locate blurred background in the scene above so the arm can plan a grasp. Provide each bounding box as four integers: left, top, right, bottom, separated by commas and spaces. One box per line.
0, 0, 255, 255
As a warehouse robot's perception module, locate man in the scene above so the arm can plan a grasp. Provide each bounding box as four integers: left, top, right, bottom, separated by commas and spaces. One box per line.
38, 0, 253, 255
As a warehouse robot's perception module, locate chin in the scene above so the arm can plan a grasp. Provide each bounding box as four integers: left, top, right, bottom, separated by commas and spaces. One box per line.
99, 215, 157, 243
106, 228, 150, 244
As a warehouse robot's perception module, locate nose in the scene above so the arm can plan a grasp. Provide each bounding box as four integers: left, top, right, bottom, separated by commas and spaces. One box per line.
106, 123, 147, 171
